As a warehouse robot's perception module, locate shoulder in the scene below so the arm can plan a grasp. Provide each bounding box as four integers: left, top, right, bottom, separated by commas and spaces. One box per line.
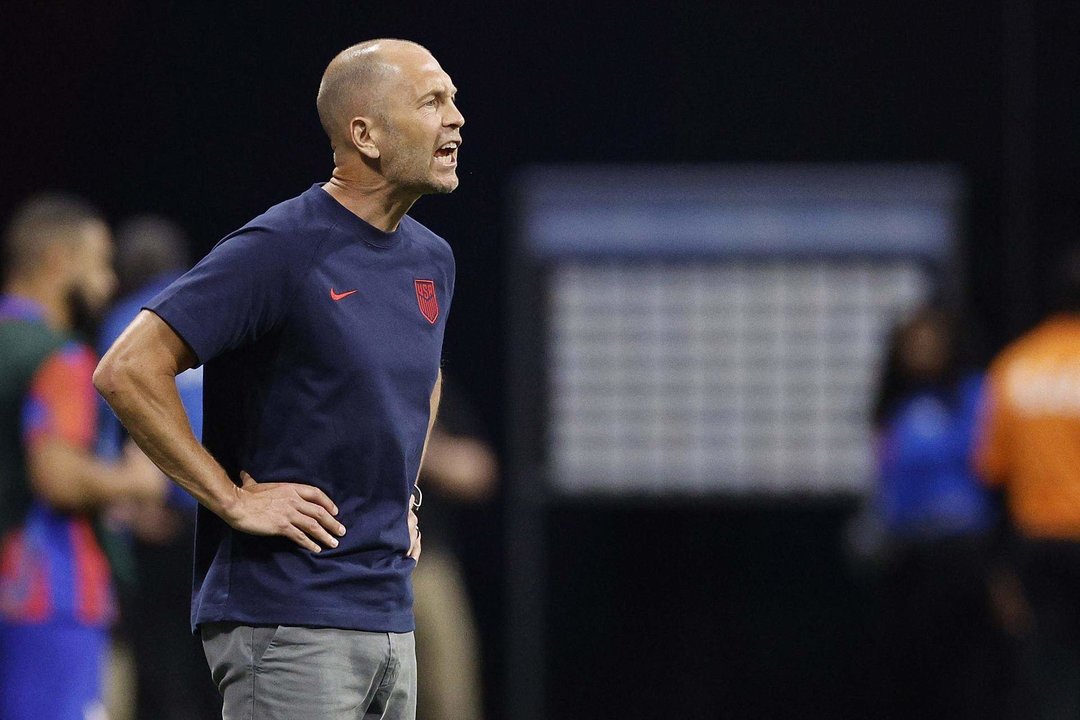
989, 327, 1039, 373
400, 215, 455, 267
0, 317, 64, 349
53, 340, 96, 367
250, 187, 332, 233
205, 190, 337, 270
24, 341, 97, 446
0, 319, 68, 377
988, 321, 1057, 376
884, 392, 925, 426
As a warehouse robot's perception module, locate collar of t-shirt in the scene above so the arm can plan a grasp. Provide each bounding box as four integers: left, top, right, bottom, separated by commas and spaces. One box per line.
312, 183, 403, 250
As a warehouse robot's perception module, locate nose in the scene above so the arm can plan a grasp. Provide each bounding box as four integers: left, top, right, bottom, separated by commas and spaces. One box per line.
444, 99, 464, 129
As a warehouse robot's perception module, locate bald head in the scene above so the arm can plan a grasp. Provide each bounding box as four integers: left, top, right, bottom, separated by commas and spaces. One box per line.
3, 193, 104, 281
316, 39, 432, 147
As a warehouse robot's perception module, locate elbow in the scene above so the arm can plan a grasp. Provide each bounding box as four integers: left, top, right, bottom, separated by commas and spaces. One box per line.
92, 354, 119, 400
93, 348, 137, 409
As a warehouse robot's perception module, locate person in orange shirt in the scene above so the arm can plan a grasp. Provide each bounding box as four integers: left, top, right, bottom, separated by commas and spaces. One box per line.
976, 244, 1080, 720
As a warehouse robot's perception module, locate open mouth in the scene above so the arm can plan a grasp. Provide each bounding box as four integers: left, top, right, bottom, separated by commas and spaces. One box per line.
434, 141, 459, 166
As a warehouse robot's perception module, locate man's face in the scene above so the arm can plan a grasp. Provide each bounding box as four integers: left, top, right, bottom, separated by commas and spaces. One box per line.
65, 220, 117, 322
373, 49, 464, 196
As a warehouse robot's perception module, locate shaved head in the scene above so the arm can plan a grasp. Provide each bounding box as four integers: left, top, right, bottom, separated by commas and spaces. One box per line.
3, 193, 104, 280
316, 39, 431, 147
2, 193, 116, 329
316, 38, 463, 201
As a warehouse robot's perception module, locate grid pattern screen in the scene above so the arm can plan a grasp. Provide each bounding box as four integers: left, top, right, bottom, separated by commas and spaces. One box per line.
547, 259, 932, 495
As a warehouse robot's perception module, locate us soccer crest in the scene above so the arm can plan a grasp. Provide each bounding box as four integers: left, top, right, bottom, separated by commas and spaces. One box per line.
414, 279, 439, 324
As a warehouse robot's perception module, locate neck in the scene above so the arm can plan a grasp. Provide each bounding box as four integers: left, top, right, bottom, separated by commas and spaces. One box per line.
323, 168, 421, 233
4, 276, 71, 331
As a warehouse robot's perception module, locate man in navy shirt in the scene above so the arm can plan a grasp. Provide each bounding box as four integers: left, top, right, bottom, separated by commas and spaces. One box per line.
95, 38, 462, 720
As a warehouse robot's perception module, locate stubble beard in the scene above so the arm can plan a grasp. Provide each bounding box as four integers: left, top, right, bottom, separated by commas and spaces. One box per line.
386, 153, 454, 197
65, 285, 103, 340
381, 124, 456, 197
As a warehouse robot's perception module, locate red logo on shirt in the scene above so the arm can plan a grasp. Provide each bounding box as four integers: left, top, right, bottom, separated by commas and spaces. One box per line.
414, 279, 439, 324
330, 288, 358, 301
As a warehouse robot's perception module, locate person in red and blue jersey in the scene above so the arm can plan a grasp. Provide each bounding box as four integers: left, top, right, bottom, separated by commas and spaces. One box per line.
0, 195, 166, 720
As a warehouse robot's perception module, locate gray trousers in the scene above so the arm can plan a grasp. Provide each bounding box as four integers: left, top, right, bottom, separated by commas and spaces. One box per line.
202, 624, 416, 720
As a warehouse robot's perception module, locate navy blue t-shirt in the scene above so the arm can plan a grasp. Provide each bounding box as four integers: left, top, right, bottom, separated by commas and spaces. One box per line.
145, 184, 454, 633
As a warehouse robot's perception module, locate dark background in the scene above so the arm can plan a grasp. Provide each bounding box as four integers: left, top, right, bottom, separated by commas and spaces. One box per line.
3, 2, 1078, 718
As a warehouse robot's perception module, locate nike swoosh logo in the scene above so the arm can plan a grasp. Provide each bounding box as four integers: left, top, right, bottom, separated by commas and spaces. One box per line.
330, 288, 358, 301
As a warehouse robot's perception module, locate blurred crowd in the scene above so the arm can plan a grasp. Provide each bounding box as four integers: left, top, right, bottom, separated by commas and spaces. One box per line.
865, 245, 1080, 719
0, 194, 496, 720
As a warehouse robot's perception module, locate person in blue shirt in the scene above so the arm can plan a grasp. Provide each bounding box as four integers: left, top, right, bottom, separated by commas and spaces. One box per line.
871, 306, 1007, 720
97, 215, 220, 720
98, 215, 202, 495
94, 38, 462, 720
874, 308, 992, 541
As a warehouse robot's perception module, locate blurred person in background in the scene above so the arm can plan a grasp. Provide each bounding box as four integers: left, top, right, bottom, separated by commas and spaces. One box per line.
413, 377, 497, 720
871, 305, 1005, 720
977, 244, 1080, 720
0, 195, 165, 720
97, 215, 220, 720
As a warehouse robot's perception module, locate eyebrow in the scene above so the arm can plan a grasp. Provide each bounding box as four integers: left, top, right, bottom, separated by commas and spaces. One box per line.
418, 85, 458, 101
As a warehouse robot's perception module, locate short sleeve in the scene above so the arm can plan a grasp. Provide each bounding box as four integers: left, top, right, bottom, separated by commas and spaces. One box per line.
435, 237, 456, 324
22, 343, 98, 450
144, 229, 297, 365
446, 246, 456, 302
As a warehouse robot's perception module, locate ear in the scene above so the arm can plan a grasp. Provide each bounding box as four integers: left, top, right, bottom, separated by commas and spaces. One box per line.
350, 116, 380, 159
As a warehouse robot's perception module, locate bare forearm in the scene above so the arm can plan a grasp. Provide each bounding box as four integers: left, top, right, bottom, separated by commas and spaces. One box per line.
95, 311, 343, 552
98, 363, 236, 516
100, 366, 345, 550
29, 440, 148, 512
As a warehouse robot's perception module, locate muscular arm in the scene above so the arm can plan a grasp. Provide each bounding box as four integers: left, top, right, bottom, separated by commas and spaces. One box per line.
94, 310, 345, 552
94, 311, 233, 510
